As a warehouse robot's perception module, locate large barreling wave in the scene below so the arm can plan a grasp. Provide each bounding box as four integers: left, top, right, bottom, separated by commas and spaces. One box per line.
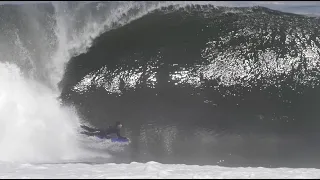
2, 1, 320, 168
60, 3, 320, 168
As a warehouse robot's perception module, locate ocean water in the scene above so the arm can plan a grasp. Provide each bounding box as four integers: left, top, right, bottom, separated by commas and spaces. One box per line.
0, 2, 320, 177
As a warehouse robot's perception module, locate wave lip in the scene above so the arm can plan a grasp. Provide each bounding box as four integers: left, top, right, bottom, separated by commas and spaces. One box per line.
67, 5, 320, 96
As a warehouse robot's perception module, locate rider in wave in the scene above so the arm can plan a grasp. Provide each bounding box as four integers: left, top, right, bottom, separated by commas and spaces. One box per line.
81, 121, 125, 139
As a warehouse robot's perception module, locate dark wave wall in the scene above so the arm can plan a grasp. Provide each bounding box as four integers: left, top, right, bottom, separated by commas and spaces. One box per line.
60, 5, 320, 167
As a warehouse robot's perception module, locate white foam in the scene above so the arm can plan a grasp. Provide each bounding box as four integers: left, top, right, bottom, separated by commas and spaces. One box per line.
0, 161, 320, 178
0, 62, 83, 163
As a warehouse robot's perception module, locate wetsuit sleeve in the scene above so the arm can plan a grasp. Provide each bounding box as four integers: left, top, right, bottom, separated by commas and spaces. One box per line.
81, 125, 99, 133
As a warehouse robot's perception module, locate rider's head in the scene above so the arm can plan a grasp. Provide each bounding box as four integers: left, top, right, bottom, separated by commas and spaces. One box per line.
115, 121, 122, 129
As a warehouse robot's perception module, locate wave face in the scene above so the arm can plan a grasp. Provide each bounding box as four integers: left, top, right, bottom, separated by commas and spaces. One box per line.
59, 4, 320, 167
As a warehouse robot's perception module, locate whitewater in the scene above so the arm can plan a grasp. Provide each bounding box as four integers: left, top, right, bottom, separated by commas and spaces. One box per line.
2, 161, 320, 179
0, 1, 320, 178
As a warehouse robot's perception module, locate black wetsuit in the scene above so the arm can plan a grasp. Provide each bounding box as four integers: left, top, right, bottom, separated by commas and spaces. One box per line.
81, 125, 124, 139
